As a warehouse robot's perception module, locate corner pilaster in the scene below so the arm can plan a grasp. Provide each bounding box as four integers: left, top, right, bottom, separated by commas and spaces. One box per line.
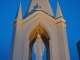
11, 23, 23, 60
23, 40, 29, 60
56, 18, 70, 60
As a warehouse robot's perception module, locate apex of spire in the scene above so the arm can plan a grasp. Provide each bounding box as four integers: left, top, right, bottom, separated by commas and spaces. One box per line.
17, 2, 22, 19
26, 0, 54, 17
56, 1, 63, 18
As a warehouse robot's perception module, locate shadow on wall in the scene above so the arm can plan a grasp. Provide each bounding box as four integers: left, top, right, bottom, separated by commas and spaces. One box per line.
76, 40, 80, 59
23, 4, 39, 19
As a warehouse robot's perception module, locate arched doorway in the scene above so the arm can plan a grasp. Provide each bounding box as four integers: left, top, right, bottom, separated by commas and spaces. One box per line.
29, 23, 50, 60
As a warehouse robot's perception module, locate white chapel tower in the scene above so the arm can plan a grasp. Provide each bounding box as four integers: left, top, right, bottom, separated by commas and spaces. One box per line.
9, 0, 70, 60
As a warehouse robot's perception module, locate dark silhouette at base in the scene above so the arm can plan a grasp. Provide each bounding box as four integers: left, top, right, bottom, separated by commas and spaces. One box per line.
77, 40, 80, 59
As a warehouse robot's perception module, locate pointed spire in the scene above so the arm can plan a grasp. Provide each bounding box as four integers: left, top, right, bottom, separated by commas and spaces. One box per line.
17, 2, 22, 19
26, 0, 54, 16
56, 1, 63, 18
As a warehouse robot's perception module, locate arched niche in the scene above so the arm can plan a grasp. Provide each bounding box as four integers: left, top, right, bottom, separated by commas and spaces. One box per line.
28, 22, 50, 60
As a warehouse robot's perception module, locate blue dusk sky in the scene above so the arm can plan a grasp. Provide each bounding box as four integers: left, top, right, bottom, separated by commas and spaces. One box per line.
0, 0, 80, 60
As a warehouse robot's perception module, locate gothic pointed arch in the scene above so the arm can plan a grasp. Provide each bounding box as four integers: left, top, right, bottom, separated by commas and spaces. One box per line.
28, 22, 51, 60
25, 20, 51, 41
29, 22, 51, 42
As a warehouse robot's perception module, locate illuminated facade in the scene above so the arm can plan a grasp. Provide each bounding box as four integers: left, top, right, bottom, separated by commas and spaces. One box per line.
9, 0, 70, 60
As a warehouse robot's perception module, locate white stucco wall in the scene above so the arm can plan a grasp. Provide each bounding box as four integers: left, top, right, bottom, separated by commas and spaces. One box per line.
10, 11, 70, 60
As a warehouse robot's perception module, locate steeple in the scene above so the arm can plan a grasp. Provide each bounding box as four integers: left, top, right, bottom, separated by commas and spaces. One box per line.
17, 2, 22, 19
56, 1, 63, 18
27, 0, 54, 16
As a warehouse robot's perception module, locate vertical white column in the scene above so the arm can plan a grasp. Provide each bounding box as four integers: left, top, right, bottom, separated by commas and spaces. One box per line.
49, 40, 53, 60
12, 26, 23, 60
57, 26, 70, 60
23, 40, 29, 60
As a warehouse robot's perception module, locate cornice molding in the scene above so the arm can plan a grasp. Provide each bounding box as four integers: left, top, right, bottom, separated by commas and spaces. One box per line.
14, 18, 23, 22
56, 17, 66, 23
13, 24, 22, 27
56, 22, 66, 27
23, 11, 56, 23
13, 11, 66, 27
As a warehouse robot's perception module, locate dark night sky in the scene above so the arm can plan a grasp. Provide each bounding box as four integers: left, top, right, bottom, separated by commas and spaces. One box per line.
0, 0, 80, 60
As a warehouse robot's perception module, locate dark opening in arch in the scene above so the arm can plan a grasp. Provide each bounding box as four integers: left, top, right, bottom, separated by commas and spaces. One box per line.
29, 24, 50, 60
